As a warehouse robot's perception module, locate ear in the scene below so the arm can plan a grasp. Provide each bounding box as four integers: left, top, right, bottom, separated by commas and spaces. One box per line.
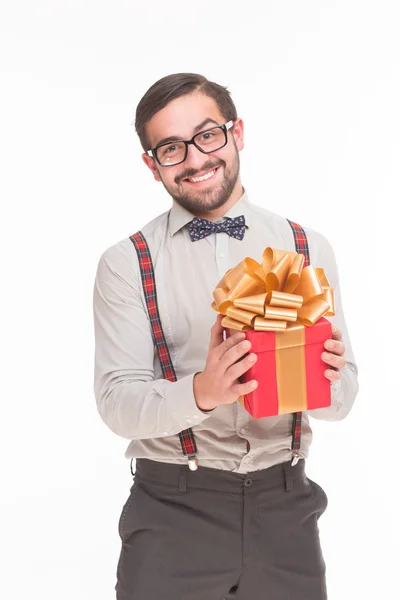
232, 118, 244, 152
142, 153, 162, 182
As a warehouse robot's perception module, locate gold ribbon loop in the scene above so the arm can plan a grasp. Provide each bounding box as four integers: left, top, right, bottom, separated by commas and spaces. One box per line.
213, 246, 335, 331
226, 305, 258, 326
233, 293, 267, 315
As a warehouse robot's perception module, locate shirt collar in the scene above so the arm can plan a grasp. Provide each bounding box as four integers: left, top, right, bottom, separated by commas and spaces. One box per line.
168, 188, 252, 237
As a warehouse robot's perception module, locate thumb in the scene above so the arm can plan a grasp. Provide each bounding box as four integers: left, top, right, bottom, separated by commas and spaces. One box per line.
209, 313, 224, 350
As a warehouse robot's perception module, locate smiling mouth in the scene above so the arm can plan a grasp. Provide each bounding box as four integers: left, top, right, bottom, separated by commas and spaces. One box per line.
183, 166, 220, 184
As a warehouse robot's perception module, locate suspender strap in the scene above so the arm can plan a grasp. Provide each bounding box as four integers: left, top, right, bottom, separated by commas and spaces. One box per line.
130, 232, 198, 470
286, 218, 310, 466
130, 220, 310, 471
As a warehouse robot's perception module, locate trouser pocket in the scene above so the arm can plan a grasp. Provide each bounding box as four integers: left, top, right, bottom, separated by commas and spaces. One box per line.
118, 481, 140, 539
307, 476, 328, 515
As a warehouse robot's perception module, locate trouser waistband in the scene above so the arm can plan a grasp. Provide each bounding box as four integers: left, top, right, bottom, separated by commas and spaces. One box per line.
134, 458, 306, 494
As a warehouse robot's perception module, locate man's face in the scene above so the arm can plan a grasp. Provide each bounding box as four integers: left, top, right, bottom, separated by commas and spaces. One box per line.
142, 92, 244, 215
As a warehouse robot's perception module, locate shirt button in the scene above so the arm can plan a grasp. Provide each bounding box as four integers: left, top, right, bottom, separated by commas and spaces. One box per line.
163, 431, 169, 435
240, 428, 247, 435
219, 253, 225, 258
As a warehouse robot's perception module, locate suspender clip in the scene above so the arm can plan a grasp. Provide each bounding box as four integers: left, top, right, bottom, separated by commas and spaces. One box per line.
291, 452, 300, 466
187, 455, 198, 471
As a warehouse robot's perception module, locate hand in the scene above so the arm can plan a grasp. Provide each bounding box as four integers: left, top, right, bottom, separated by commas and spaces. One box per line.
193, 314, 259, 411
322, 325, 346, 383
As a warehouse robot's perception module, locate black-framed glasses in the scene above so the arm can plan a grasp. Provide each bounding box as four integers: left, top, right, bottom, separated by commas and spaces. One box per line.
146, 120, 234, 167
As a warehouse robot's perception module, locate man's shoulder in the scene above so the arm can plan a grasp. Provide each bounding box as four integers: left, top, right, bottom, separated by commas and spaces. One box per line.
130, 209, 170, 238
248, 200, 313, 237
248, 199, 289, 227
247, 200, 308, 247
297, 222, 335, 269
249, 200, 320, 235
95, 209, 170, 279
249, 200, 332, 257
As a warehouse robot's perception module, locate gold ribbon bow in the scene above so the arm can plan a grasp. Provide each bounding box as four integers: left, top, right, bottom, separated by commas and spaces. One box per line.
211, 247, 335, 330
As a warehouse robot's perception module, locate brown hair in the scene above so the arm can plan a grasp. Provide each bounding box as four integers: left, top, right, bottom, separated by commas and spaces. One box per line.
135, 73, 238, 151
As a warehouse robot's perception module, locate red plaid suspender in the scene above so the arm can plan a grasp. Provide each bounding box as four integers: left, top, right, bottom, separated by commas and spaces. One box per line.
130, 219, 310, 470
130, 232, 198, 470
287, 219, 310, 466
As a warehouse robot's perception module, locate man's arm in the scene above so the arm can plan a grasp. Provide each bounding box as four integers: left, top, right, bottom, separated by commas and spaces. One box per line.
92, 241, 212, 440
305, 229, 359, 421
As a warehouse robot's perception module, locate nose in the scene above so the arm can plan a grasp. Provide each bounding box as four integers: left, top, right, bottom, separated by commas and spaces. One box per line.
184, 142, 209, 170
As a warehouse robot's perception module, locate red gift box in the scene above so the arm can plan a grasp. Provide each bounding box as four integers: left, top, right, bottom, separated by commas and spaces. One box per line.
225, 317, 332, 418
212, 246, 336, 418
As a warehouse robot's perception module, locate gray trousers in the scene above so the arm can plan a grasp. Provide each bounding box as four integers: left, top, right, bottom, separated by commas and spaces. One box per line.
115, 458, 328, 599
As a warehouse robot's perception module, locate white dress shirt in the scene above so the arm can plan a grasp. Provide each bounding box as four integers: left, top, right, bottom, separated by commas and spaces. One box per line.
92, 190, 358, 473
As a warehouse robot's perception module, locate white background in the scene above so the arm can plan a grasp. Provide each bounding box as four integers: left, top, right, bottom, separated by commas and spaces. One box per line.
1, 1, 399, 599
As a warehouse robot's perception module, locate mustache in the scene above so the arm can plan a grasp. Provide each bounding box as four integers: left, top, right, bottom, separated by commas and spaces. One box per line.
176, 160, 225, 183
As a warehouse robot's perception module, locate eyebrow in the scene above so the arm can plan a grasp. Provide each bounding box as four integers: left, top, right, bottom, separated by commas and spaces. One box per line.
153, 118, 220, 149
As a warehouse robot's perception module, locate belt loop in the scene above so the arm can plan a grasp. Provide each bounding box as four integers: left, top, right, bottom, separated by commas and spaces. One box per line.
283, 463, 293, 492
178, 466, 188, 493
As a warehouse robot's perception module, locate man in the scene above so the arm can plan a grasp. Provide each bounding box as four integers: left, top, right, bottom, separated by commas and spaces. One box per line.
93, 73, 358, 600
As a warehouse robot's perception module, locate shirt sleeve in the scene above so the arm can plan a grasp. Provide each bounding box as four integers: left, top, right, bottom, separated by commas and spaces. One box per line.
303, 228, 359, 421
92, 241, 212, 441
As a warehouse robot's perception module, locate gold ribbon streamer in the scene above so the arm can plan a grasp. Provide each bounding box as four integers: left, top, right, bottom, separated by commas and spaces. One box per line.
275, 325, 308, 413
212, 246, 335, 331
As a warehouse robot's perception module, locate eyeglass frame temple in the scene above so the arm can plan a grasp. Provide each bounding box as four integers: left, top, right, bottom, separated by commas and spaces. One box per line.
146, 120, 234, 162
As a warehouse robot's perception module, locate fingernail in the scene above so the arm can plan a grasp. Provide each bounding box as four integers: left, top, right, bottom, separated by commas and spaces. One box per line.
326, 341, 334, 349
251, 381, 258, 389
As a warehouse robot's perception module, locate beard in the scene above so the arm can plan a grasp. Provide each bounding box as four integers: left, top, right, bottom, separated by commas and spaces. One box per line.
160, 148, 240, 215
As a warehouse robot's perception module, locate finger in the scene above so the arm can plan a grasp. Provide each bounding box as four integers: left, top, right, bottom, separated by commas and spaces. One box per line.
231, 378, 258, 398
212, 326, 247, 360
209, 314, 229, 351
324, 339, 345, 356
321, 352, 347, 370
331, 326, 343, 341
226, 352, 258, 382
220, 338, 252, 370
325, 369, 341, 382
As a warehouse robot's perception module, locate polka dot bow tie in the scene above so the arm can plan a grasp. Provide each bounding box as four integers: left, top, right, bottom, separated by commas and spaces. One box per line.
188, 215, 246, 242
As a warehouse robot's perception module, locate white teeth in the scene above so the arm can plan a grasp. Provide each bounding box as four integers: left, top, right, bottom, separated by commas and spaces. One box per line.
189, 168, 216, 183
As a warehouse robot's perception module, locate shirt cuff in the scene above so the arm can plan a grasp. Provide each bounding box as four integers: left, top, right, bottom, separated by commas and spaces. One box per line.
164, 372, 214, 430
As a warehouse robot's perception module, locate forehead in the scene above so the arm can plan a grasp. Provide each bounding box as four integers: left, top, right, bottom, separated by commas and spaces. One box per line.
146, 92, 224, 147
